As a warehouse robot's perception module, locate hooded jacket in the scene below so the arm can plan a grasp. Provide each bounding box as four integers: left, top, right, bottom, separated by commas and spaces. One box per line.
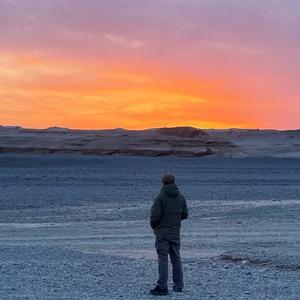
150, 183, 188, 238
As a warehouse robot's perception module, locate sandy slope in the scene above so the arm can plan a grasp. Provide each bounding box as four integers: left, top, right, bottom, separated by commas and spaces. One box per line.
207, 128, 300, 158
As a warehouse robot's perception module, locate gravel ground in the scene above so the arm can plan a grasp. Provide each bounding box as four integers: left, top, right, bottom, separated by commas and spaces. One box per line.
0, 154, 300, 299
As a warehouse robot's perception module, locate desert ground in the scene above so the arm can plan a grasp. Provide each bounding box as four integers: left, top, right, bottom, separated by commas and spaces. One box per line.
0, 154, 300, 299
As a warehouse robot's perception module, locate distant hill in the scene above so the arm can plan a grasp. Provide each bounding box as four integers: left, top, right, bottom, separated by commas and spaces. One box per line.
207, 128, 300, 158
0, 126, 299, 157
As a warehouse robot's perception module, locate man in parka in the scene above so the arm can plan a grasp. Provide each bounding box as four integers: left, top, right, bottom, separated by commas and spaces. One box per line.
150, 174, 188, 296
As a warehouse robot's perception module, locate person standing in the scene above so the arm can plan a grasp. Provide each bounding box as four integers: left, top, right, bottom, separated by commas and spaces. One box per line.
150, 174, 188, 296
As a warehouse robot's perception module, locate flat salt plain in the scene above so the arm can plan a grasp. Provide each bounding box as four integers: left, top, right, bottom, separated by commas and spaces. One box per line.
0, 154, 300, 300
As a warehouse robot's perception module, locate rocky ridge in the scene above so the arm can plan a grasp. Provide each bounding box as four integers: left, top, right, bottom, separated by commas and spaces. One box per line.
0, 126, 243, 157
1, 126, 299, 157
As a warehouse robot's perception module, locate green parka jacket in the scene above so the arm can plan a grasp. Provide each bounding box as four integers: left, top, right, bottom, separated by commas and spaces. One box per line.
150, 183, 188, 238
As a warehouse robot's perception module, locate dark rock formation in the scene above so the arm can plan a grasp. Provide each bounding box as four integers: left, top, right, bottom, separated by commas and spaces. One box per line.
156, 127, 209, 138
0, 126, 244, 157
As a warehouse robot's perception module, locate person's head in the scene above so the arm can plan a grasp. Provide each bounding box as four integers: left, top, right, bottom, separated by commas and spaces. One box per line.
161, 174, 176, 185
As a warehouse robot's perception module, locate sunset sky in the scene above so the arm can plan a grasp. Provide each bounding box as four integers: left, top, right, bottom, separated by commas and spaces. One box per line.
0, 0, 299, 129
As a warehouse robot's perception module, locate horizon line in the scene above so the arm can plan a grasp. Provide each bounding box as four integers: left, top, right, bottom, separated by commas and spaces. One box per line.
1, 124, 299, 132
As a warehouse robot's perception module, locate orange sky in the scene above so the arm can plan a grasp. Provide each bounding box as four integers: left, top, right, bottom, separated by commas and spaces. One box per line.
0, 0, 299, 130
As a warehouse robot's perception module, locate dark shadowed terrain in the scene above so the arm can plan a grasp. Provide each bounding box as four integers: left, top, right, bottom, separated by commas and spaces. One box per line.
1, 126, 300, 158
0, 154, 300, 299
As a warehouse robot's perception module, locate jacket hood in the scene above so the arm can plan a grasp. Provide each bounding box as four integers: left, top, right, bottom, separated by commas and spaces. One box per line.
161, 183, 180, 197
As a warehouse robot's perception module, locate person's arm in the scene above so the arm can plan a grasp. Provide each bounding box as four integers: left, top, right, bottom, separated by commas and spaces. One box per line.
181, 196, 188, 220
150, 196, 162, 229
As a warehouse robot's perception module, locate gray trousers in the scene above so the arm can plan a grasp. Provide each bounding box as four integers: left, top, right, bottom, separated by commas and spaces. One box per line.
155, 237, 184, 290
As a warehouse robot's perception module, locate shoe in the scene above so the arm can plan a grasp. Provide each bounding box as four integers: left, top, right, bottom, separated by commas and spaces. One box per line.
150, 286, 169, 296
173, 287, 183, 293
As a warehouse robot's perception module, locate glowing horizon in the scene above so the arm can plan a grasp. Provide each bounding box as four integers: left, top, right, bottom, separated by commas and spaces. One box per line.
1, 0, 300, 130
